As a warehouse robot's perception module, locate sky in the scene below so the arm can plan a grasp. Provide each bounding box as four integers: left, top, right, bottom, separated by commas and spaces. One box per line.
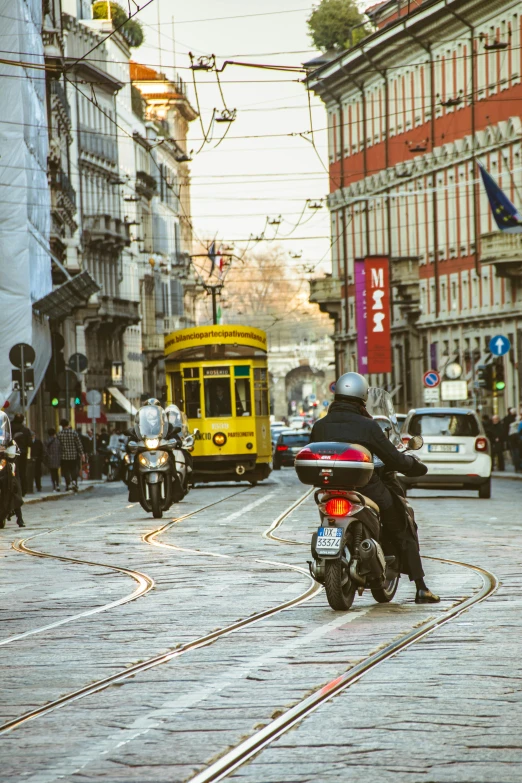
133, 0, 331, 279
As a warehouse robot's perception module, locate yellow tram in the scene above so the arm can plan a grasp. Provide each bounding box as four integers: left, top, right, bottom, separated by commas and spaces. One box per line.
165, 325, 272, 484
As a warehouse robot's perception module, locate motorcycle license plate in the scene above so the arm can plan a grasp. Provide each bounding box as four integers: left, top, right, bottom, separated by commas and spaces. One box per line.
428, 444, 458, 453
316, 527, 343, 554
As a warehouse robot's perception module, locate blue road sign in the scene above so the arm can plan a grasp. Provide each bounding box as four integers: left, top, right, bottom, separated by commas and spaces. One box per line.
489, 335, 510, 357
323, 400, 329, 407
423, 370, 441, 388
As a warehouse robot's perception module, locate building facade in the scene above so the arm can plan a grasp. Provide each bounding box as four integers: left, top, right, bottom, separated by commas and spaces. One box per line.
308, 0, 522, 415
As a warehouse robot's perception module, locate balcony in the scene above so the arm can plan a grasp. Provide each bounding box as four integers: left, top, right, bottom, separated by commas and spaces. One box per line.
99, 295, 140, 326
309, 275, 342, 322
78, 125, 118, 166
390, 256, 421, 321
163, 315, 192, 333
480, 231, 522, 277
143, 333, 165, 354
136, 170, 157, 200
50, 80, 71, 130
83, 214, 131, 250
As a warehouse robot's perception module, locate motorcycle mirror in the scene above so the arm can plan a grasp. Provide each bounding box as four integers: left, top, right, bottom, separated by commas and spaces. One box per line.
127, 441, 138, 453
407, 435, 424, 450
172, 426, 182, 435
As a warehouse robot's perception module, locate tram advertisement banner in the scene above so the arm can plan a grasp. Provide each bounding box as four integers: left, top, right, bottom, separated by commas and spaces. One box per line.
365, 256, 391, 374
165, 325, 267, 356
354, 258, 368, 374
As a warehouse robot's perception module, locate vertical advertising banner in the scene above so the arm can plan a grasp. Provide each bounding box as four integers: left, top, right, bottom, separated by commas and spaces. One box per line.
365, 256, 392, 374
354, 258, 368, 374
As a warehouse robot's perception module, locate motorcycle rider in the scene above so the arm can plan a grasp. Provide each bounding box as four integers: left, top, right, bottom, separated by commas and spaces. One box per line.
164, 404, 193, 492
310, 372, 440, 604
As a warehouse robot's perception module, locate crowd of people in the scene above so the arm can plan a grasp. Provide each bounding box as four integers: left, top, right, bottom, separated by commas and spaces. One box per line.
482, 408, 522, 472
10, 415, 128, 495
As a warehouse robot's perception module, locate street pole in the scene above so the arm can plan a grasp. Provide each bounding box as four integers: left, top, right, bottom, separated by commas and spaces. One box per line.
211, 287, 218, 325
20, 344, 26, 418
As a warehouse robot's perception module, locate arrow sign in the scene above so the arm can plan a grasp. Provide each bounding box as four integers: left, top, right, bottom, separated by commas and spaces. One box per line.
489, 335, 510, 357
423, 370, 441, 388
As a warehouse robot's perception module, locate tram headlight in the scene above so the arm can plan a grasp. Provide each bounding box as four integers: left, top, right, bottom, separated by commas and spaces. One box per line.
246, 442, 253, 450
213, 432, 227, 447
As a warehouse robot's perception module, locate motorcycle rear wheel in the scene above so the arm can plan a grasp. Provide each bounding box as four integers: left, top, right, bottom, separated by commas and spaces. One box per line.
149, 483, 163, 519
324, 555, 356, 611
371, 574, 400, 603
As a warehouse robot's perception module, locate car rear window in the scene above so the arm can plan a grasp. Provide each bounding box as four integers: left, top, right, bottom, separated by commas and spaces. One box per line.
409, 414, 479, 437
281, 434, 310, 445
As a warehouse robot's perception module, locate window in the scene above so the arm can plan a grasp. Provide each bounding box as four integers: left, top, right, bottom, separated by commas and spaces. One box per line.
234, 366, 251, 416
183, 380, 201, 418
409, 414, 479, 437
254, 367, 269, 416
204, 375, 232, 418
171, 371, 183, 409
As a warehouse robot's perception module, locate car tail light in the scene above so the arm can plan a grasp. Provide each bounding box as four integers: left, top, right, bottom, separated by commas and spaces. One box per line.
402, 436, 411, 446
276, 445, 289, 451
324, 497, 353, 517
475, 437, 488, 452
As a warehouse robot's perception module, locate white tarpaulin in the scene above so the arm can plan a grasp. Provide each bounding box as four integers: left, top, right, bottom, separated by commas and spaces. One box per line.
0, 0, 52, 410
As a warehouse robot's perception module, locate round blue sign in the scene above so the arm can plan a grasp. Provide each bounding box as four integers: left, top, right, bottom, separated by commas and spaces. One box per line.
489, 335, 510, 357
423, 370, 440, 388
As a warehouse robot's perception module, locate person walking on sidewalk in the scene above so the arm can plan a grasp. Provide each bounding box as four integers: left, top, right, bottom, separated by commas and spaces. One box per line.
30, 431, 44, 492
45, 428, 62, 491
12, 413, 32, 495
57, 419, 84, 491
489, 414, 505, 471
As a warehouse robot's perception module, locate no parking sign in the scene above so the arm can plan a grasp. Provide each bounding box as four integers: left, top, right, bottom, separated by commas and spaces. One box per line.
423, 370, 440, 388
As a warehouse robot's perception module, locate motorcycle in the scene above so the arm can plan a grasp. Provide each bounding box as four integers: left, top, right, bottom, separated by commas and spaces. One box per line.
127, 404, 194, 519
295, 388, 423, 611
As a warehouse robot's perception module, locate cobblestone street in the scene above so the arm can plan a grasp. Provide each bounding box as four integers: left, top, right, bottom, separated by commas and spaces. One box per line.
0, 473, 519, 782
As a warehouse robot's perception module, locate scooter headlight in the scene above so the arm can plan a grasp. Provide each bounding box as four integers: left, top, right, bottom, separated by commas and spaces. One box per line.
139, 453, 152, 467
123, 454, 132, 464
145, 438, 160, 449
158, 451, 169, 465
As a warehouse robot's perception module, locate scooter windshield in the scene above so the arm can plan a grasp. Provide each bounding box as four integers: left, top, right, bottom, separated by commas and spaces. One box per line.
366, 387, 402, 448
135, 405, 166, 440
0, 412, 11, 448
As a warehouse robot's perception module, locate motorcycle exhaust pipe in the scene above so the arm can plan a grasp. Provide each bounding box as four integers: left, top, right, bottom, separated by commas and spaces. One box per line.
236, 464, 246, 476
359, 538, 387, 577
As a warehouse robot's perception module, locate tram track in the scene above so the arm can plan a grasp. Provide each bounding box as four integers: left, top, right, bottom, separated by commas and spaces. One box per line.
0, 485, 319, 735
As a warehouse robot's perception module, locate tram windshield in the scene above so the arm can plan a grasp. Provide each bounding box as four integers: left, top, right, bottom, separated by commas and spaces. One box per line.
205, 378, 232, 418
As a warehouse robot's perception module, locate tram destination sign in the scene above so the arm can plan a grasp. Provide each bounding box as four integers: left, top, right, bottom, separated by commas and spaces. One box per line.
203, 366, 229, 376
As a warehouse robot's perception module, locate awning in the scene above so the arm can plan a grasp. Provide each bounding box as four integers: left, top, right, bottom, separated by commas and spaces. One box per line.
108, 386, 138, 416
32, 270, 100, 319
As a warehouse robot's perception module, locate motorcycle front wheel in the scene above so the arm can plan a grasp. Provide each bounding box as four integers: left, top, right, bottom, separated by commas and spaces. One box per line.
324, 552, 356, 611
149, 483, 163, 519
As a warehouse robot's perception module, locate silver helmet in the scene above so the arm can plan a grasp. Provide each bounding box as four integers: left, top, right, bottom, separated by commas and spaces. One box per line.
334, 372, 369, 403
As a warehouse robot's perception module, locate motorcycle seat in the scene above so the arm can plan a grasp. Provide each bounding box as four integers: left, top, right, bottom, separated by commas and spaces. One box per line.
346, 491, 379, 513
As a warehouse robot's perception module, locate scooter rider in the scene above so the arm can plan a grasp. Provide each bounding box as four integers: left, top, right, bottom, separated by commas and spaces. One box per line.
310, 372, 440, 604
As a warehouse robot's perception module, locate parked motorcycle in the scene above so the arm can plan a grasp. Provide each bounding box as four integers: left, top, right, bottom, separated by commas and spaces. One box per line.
295, 388, 423, 611
127, 404, 194, 518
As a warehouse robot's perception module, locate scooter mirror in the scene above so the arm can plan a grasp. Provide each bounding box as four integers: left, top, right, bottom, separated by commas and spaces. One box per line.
407, 435, 424, 450
127, 441, 138, 453
193, 428, 200, 437
172, 426, 182, 435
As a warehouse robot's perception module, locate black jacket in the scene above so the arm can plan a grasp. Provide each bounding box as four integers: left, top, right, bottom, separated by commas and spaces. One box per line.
310, 401, 426, 477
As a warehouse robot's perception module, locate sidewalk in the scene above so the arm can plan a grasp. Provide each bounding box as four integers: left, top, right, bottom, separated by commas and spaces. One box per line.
23, 476, 106, 505
493, 470, 522, 481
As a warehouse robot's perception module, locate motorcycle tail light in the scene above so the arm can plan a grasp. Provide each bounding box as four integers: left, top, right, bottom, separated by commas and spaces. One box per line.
324, 497, 352, 517
296, 447, 371, 462
475, 437, 488, 452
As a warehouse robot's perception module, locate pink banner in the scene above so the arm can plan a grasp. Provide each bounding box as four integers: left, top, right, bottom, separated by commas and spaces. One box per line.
355, 258, 368, 374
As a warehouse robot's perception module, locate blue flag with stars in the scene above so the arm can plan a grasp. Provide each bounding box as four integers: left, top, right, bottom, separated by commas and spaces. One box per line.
478, 162, 522, 233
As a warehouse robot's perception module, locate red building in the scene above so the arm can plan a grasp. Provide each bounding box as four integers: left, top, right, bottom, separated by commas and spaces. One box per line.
308, 0, 522, 413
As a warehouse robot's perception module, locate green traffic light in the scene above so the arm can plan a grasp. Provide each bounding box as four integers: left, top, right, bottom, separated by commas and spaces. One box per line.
495, 381, 506, 391
51, 397, 59, 407
74, 396, 81, 406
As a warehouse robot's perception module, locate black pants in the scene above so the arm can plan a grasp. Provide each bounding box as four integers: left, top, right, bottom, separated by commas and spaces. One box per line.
492, 448, 505, 471
49, 468, 60, 488
34, 460, 42, 491
61, 459, 78, 487
364, 476, 424, 582
18, 452, 28, 496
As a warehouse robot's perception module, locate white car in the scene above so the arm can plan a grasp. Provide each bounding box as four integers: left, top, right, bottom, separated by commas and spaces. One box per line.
400, 407, 492, 498
288, 416, 307, 430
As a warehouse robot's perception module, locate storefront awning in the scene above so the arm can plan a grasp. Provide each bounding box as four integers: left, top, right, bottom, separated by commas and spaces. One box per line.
32, 271, 100, 319
108, 386, 138, 416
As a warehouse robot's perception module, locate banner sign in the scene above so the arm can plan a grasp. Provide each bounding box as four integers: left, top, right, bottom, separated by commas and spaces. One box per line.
365, 256, 392, 374
354, 258, 368, 374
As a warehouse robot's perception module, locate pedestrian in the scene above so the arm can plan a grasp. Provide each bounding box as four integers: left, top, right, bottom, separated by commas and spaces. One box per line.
11, 413, 32, 495
99, 427, 110, 449
30, 431, 44, 492
77, 427, 92, 456
508, 416, 521, 473
57, 419, 84, 491
489, 414, 505, 471
45, 428, 62, 491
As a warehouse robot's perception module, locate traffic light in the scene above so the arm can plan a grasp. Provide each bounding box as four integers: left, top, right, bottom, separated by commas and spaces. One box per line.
493, 361, 506, 392
476, 365, 493, 390
74, 381, 82, 407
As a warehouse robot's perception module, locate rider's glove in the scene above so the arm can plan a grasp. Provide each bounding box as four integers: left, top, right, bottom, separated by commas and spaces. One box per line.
405, 454, 428, 477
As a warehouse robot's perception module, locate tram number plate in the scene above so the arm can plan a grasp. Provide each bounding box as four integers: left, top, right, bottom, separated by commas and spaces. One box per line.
316, 527, 343, 554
